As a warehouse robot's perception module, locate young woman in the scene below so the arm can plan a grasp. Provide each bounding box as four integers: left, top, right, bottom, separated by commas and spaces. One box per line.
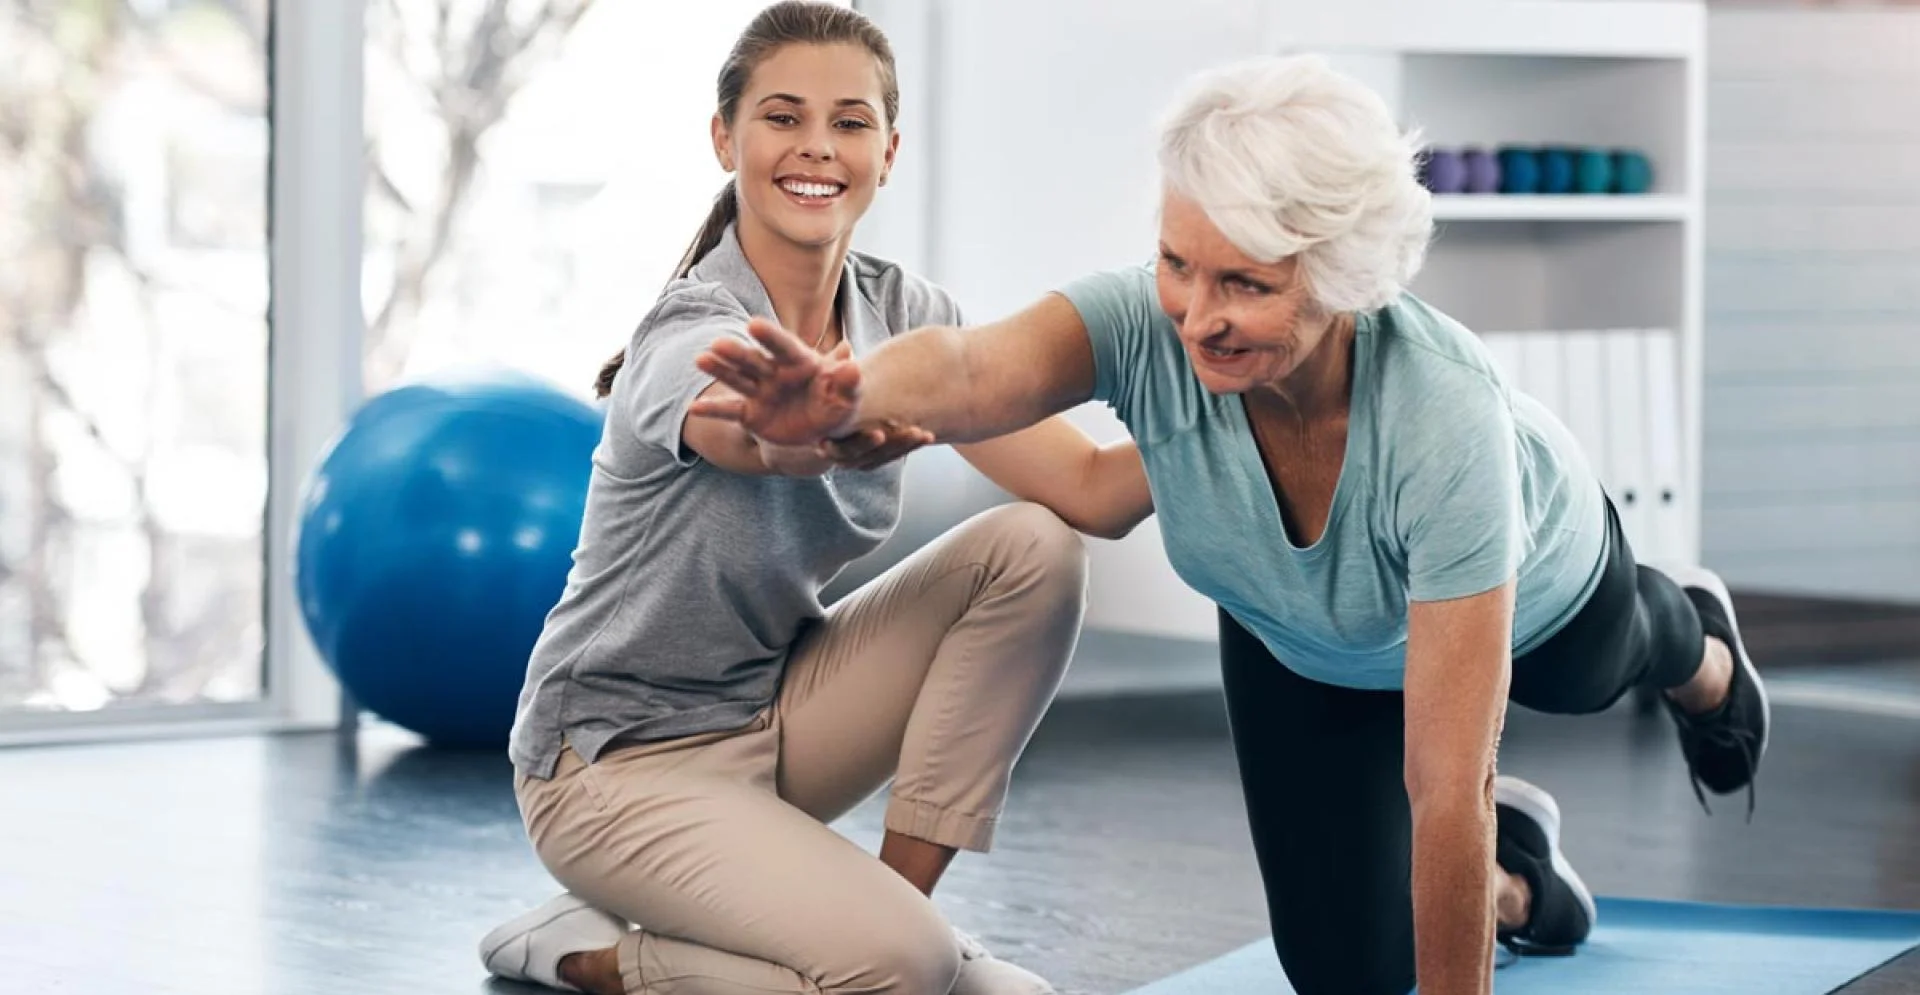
693, 54, 1771, 995
476, 5, 1150, 994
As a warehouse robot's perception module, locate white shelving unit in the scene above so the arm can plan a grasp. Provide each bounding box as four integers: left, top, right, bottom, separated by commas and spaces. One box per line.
1261, 0, 1702, 60
1431, 194, 1692, 223
1303, 0, 1708, 572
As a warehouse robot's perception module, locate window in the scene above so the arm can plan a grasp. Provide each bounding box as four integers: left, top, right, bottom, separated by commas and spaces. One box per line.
0, 0, 272, 715
0, 0, 856, 730
361, 0, 790, 396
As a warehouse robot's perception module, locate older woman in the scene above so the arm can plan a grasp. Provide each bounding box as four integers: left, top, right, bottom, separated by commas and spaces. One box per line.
692, 54, 1769, 995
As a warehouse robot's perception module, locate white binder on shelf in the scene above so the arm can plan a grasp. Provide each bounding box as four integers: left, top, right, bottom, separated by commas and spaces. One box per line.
1602, 330, 1655, 561
1518, 331, 1566, 418
1478, 330, 1527, 389
1640, 327, 1688, 570
1557, 331, 1611, 485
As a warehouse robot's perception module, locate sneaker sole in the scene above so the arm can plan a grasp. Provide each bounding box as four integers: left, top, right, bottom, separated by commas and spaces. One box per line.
478, 894, 598, 981
1658, 564, 1772, 771
1495, 776, 1597, 932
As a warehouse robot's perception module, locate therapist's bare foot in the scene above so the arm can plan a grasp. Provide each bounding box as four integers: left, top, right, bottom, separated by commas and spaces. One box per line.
559, 947, 623, 995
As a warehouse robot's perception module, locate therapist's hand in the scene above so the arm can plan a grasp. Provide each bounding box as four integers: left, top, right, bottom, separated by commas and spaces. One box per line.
693, 319, 863, 446
817, 419, 936, 471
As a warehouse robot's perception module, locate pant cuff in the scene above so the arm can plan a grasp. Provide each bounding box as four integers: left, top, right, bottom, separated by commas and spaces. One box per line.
885, 795, 997, 852
617, 931, 647, 994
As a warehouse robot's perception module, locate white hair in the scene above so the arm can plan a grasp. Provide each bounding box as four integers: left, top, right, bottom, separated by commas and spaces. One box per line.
1156, 54, 1433, 314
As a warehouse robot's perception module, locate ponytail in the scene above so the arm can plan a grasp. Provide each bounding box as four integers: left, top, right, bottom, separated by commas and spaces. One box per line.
673, 180, 741, 283
594, 181, 740, 399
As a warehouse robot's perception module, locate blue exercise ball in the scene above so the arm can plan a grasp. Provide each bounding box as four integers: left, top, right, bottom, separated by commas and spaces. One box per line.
294, 370, 603, 749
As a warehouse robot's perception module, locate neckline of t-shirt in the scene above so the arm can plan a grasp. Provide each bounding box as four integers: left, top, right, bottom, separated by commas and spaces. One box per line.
1229, 309, 1377, 559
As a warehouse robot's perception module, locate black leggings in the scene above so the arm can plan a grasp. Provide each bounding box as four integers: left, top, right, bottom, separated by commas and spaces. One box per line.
1219, 497, 1704, 995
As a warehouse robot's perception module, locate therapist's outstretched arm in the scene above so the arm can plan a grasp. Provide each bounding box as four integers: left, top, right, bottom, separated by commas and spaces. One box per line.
691, 293, 1097, 447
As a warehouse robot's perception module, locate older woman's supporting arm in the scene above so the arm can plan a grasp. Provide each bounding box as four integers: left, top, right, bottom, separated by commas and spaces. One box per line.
1403, 580, 1516, 995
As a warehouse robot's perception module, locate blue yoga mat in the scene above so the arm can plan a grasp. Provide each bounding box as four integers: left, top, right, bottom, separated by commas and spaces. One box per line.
1128, 898, 1920, 994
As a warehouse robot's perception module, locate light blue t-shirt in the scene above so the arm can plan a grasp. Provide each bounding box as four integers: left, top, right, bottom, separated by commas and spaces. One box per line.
1060, 264, 1608, 691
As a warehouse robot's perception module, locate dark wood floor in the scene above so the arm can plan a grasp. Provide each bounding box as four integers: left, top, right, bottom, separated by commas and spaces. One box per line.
1737, 592, 1920, 669
2, 679, 1918, 994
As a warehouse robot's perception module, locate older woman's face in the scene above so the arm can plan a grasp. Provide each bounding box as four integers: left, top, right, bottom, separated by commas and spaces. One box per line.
1155, 190, 1336, 396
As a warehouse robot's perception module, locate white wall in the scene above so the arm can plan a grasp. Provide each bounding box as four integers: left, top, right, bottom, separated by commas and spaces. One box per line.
934, 0, 1286, 639
1701, 7, 1920, 602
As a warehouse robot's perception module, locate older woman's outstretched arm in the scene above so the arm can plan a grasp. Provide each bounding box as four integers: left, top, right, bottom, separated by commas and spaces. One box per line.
693, 291, 1155, 539
691, 293, 1097, 447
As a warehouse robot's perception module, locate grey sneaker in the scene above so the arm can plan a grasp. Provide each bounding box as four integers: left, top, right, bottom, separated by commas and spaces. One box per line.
1494, 776, 1596, 957
1655, 564, 1770, 818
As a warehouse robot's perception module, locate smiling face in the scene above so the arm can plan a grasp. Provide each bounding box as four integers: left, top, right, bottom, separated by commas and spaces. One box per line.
1154, 189, 1344, 397
713, 42, 898, 253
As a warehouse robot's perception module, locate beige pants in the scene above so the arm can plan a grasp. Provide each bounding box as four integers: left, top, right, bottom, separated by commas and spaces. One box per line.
515, 503, 1089, 995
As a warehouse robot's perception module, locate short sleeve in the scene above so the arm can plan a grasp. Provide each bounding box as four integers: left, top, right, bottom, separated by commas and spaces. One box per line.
1056, 263, 1162, 423
1394, 376, 1528, 603
608, 286, 748, 466
912, 282, 965, 331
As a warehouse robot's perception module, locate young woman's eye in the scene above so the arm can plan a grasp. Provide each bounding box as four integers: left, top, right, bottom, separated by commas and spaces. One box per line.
835, 118, 872, 130
767, 112, 799, 126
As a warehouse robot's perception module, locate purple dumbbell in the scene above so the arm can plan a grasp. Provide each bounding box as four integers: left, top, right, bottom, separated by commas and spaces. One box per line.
1423, 149, 1468, 194
1463, 147, 1501, 194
